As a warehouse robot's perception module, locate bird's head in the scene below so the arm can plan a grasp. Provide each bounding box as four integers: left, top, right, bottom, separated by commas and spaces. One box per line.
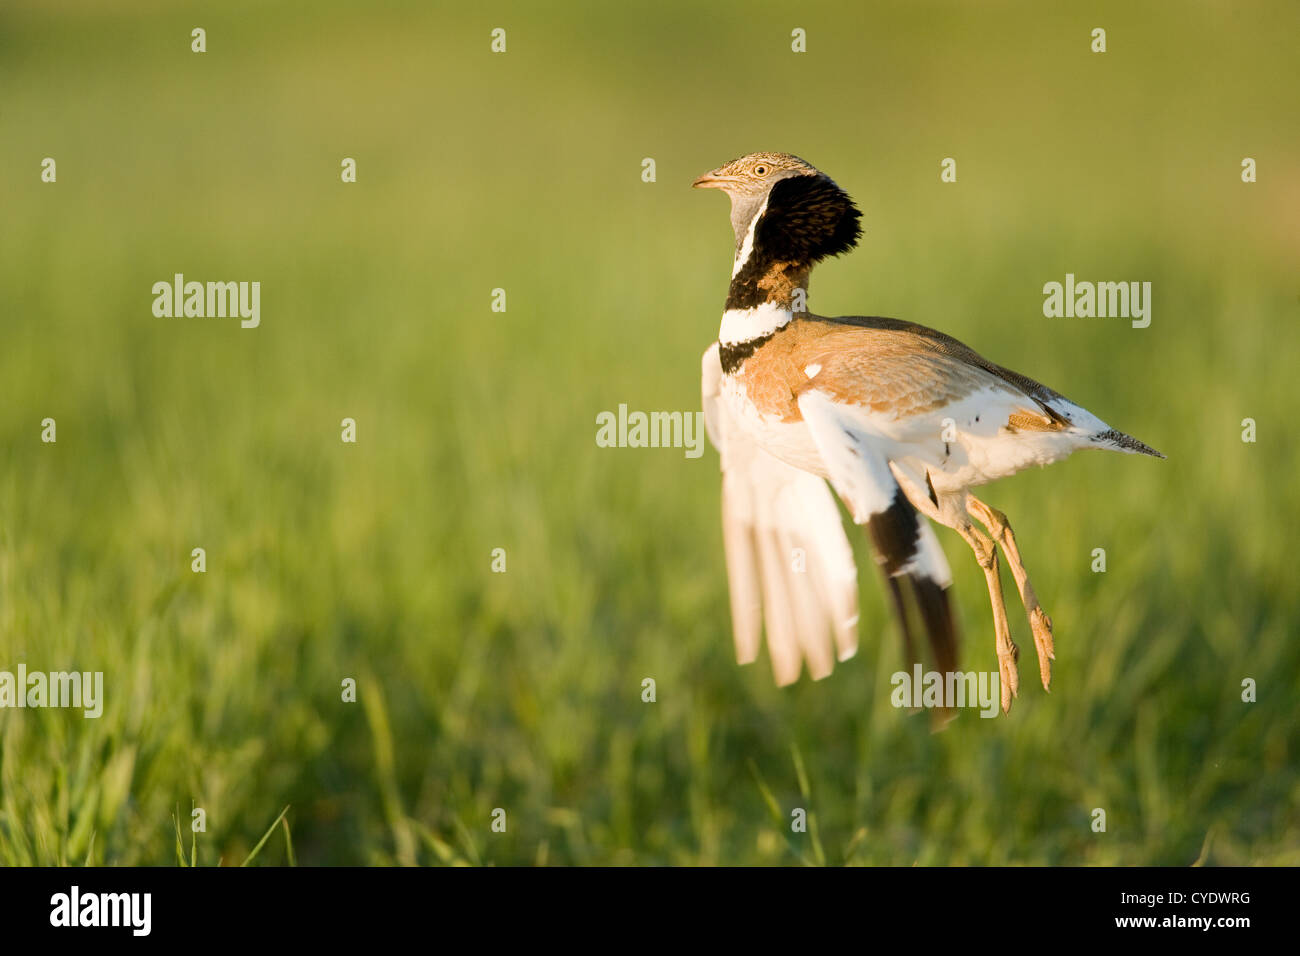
693, 151, 862, 266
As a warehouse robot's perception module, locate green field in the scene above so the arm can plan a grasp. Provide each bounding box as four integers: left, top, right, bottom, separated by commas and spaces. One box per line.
1, 0, 1297, 865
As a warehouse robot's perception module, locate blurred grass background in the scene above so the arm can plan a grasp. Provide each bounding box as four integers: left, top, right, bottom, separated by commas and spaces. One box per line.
1, 0, 1297, 865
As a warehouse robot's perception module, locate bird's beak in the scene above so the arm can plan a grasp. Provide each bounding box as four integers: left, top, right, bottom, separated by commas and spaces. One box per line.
692, 170, 737, 190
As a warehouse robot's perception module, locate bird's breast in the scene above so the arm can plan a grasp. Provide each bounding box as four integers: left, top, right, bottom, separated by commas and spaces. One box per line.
720, 373, 827, 477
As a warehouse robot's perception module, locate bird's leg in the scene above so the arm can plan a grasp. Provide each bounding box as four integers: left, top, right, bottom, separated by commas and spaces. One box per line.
966, 495, 1055, 692
953, 519, 1019, 714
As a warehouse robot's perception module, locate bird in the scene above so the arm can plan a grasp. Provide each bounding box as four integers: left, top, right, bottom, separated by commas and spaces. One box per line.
694, 151, 1163, 714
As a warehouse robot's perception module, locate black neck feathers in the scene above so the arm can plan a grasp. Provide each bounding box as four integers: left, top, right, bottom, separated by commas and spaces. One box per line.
718, 330, 777, 374
724, 173, 862, 312
758, 173, 862, 264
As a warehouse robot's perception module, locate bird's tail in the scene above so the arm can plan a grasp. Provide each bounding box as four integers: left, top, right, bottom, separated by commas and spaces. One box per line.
1091, 428, 1166, 459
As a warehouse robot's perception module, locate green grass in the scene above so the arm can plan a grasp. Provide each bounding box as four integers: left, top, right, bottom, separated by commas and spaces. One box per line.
1, 0, 1297, 865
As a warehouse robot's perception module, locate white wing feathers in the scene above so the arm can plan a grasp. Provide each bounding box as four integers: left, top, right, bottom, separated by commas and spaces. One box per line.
796, 390, 952, 588
797, 389, 959, 678
701, 344, 859, 685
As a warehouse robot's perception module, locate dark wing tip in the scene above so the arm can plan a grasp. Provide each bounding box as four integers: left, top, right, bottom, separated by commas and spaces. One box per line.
910, 576, 960, 680
867, 491, 962, 724
887, 573, 962, 729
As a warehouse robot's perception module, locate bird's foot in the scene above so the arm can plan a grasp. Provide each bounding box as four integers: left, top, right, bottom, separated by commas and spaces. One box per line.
997, 638, 1020, 714
1030, 607, 1055, 691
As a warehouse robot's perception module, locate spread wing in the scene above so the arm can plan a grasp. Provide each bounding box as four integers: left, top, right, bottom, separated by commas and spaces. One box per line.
701, 343, 859, 685
796, 389, 960, 682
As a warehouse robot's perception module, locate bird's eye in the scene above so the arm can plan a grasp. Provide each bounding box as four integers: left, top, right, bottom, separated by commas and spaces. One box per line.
753, 164, 769, 176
